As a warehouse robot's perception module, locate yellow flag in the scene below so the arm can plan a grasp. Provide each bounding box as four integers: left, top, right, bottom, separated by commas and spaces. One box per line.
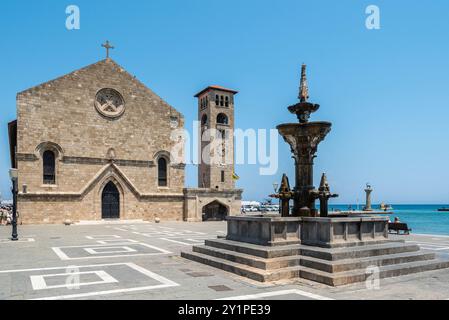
232, 171, 240, 180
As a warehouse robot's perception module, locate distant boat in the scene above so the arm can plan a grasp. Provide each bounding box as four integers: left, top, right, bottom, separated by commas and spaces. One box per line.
437, 207, 449, 212
380, 203, 393, 211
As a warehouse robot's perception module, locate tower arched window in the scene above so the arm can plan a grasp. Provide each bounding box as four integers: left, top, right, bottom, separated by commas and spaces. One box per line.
220, 95, 224, 106
225, 96, 229, 107
217, 113, 228, 125
158, 157, 168, 187
201, 114, 208, 126
215, 95, 219, 106
43, 150, 56, 185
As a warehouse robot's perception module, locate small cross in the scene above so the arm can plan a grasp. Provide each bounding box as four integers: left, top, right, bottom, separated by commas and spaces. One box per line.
101, 40, 114, 59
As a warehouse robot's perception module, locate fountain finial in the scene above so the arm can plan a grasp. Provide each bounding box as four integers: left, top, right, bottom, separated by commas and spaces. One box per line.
319, 173, 329, 192
299, 64, 309, 102
312, 173, 338, 217
288, 64, 319, 123
269, 174, 294, 217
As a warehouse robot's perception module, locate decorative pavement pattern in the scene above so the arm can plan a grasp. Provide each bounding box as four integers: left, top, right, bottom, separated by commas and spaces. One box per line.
2, 221, 449, 300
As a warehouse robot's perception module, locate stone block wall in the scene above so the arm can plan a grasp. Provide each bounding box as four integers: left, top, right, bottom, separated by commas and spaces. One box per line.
15, 59, 186, 224
183, 188, 243, 222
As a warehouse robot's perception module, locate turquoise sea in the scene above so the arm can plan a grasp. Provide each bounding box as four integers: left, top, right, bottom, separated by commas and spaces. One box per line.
328, 204, 449, 236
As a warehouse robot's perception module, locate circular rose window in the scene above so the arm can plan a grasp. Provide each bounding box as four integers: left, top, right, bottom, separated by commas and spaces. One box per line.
94, 88, 125, 119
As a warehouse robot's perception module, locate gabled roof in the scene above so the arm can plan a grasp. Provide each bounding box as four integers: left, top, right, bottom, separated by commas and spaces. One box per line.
194, 85, 238, 98
16, 58, 183, 118
17, 59, 114, 95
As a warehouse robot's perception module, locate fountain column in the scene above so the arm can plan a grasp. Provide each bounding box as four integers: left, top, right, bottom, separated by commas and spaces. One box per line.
293, 140, 317, 215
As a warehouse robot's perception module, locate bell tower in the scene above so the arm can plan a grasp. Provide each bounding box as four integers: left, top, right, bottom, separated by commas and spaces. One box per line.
194, 85, 238, 190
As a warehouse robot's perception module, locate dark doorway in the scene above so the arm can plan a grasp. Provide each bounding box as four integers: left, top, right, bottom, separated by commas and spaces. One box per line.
202, 201, 228, 221
102, 181, 120, 219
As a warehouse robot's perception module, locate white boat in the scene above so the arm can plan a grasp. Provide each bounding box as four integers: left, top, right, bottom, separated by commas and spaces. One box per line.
380, 203, 393, 211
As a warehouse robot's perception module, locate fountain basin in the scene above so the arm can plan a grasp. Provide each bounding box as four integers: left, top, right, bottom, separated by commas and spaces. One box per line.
226, 215, 301, 246
277, 121, 332, 139
288, 101, 320, 122
226, 214, 389, 248
301, 215, 389, 248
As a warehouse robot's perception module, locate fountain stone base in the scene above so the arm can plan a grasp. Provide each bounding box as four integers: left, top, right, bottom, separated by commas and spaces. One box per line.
182, 214, 449, 285
226, 215, 301, 246
300, 215, 389, 248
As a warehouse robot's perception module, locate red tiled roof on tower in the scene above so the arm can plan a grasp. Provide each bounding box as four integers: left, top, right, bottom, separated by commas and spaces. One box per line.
194, 85, 238, 97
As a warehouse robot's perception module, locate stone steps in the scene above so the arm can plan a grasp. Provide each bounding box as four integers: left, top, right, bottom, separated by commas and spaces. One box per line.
299, 258, 449, 286
300, 241, 418, 261
181, 250, 301, 282
300, 251, 436, 273
297, 242, 447, 286
204, 238, 301, 259
193, 245, 301, 270
181, 238, 449, 286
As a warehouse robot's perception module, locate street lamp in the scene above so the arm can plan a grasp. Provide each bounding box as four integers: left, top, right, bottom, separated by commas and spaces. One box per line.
9, 168, 18, 241
273, 182, 280, 214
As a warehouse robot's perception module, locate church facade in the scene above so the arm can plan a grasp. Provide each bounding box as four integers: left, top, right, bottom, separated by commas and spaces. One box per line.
8, 58, 242, 224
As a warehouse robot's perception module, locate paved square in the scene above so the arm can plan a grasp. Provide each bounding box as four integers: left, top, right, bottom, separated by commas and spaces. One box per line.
408, 240, 449, 252
30, 270, 118, 290
0, 238, 35, 243
86, 235, 122, 240
159, 237, 215, 246
84, 246, 137, 255
0, 262, 178, 300
216, 289, 333, 300
52, 243, 171, 260
2, 221, 449, 300
95, 239, 139, 245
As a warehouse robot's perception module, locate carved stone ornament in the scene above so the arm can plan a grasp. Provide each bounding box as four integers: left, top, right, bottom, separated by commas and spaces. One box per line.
95, 88, 125, 119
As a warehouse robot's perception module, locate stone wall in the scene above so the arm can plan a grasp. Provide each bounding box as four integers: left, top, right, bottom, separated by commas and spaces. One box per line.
15, 59, 186, 224
183, 188, 243, 222
18, 196, 184, 225
17, 163, 185, 224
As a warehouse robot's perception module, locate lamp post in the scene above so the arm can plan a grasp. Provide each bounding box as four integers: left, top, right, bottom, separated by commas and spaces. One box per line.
273, 182, 279, 214
9, 168, 18, 241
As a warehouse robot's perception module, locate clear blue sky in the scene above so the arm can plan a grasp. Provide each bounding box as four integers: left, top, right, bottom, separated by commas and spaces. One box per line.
1, 0, 449, 204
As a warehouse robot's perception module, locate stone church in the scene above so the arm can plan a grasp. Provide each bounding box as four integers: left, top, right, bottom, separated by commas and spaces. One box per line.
7, 57, 242, 224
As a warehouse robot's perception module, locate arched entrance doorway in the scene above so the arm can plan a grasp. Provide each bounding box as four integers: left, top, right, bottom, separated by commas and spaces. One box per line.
202, 201, 228, 221
102, 181, 120, 219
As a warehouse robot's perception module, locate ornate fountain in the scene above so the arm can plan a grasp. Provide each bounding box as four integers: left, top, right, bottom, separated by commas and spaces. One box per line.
272, 65, 389, 247
182, 65, 449, 286
276, 64, 335, 217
